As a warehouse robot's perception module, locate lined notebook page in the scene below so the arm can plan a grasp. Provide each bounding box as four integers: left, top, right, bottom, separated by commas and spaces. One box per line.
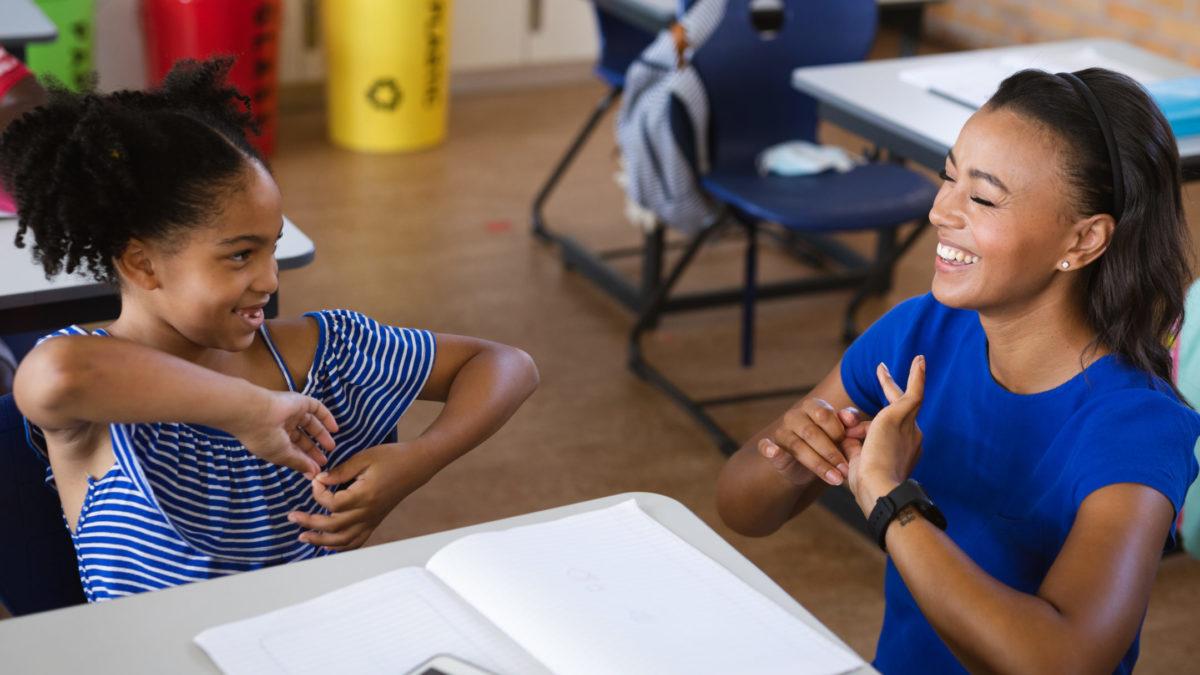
194, 567, 547, 675
427, 500, 864, 675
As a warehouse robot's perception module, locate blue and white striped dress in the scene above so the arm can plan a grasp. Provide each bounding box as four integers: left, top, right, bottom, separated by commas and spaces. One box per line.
24, 310, 435, 602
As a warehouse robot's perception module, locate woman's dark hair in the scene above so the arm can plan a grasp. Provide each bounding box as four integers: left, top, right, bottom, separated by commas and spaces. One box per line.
986, 68, 1193, 397
0, 57, 262, 283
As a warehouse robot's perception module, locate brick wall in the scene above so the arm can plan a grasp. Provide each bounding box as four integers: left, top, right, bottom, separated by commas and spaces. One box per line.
924, 0, 1200, 68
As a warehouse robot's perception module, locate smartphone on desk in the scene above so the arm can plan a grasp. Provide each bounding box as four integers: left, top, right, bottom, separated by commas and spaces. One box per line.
406, 654, 497, 675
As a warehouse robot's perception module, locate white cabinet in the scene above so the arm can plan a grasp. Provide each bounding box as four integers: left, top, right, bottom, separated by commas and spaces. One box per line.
450, 0, 528, 71
94, 0, 146, 91
527, 0, 598, 65
278, 0, 600, 84
449, 0, 602, 71
279, 0, 324, 85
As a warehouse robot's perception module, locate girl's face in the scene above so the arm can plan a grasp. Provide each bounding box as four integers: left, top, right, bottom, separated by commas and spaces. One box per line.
928, 108, 1082, 316
146, 161, 283, 352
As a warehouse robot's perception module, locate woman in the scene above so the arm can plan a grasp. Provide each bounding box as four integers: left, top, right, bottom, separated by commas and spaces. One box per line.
717, 68, 1199, 674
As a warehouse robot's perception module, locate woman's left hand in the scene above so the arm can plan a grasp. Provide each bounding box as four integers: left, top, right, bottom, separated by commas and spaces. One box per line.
844, 355, 926, 516
288, 443, 435, 552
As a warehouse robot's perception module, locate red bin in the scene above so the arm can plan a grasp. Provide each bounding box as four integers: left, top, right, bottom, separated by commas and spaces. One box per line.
140, 0, 281, 157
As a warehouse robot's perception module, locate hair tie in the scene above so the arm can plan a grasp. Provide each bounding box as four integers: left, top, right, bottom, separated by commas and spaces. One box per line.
1057, 72, 1125, 219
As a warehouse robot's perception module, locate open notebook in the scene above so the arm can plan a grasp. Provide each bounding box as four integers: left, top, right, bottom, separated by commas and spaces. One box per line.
195, 500, 865, 675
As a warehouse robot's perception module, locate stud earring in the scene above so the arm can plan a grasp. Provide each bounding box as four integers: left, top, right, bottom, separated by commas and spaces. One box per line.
1060, 261, 1070, 269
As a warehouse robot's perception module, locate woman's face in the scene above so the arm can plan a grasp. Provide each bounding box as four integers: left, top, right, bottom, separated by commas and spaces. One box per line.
145, 161, 283, 352
929, 107, 1082, 316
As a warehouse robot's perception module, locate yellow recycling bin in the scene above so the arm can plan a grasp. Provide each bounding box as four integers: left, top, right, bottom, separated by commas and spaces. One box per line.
322, 0, 452, 153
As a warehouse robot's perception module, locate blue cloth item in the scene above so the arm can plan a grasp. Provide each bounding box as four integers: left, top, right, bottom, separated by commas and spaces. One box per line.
23, 310, 435, 601
840, 294, 1200, 675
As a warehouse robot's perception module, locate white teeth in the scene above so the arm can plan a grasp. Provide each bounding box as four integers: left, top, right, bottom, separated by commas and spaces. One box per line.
936, 243, 979, 265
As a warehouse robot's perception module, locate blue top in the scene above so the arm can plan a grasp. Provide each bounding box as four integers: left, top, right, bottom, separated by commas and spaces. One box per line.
841, 294, 1200, 675
24, 310, 435, 601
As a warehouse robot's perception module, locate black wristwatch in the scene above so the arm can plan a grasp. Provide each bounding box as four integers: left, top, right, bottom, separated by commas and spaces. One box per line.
867, 479, 947, 552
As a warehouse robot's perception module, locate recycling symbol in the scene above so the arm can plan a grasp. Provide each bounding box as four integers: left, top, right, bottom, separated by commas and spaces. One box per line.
366, 78, 402, 111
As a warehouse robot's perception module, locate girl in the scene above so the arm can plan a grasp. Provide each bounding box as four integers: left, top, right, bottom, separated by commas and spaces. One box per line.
717, 68, 1199, 674
0, 59, 538, 601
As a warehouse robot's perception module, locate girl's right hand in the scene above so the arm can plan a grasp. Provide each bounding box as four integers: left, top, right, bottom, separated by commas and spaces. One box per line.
231, 390, 339, 478
758, 397, 869, 487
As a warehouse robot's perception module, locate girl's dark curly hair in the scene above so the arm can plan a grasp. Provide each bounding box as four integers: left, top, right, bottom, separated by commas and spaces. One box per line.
986, 68, 1192, 398
0, 57, 262, 283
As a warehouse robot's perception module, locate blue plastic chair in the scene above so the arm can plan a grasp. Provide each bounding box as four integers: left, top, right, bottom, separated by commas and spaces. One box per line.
0, 393, 86, 615
531, 1, 694, 314
628, 0, 938, 455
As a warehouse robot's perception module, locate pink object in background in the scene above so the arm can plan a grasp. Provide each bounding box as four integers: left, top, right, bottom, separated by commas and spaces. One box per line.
0, 46, 34, 215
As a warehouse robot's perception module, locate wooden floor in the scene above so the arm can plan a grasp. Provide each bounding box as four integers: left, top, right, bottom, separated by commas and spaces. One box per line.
266, 47, 1200, 675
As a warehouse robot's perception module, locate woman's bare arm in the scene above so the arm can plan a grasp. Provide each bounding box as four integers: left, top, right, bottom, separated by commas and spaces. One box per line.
716, 362, 860, 536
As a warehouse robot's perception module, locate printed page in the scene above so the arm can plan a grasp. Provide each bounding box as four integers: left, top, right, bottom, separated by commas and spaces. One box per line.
427, 500, 865, 675
194, 567, 548, 675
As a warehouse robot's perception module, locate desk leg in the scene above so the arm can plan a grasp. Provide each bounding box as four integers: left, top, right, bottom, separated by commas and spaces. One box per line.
265, 293, 279, 319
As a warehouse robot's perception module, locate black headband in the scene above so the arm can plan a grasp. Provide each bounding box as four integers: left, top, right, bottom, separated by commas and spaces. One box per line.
1057, 72, 1125, 219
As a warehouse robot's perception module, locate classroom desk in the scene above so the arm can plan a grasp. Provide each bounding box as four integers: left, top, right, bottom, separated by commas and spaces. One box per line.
0, 492, 876, 674
792, 38, 1200, 178
0, 216, 315, 333
0, 0, 58, 61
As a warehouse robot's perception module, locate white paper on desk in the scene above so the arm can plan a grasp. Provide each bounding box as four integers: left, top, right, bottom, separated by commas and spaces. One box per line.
196, 500, 864, 675
900, 47, 1165, 110
429, 500, 863, 675
194, 567, 547, 675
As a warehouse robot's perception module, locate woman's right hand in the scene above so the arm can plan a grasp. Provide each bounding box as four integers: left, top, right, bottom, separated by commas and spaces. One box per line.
758, 397, 869, 487
230, 390, 339, 478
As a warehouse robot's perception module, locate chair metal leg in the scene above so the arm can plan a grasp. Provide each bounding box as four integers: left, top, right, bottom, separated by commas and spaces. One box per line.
741, 219, 758, 368
640, 224, 666, 328
531, 85, 623, 241
629, 220, 744, 455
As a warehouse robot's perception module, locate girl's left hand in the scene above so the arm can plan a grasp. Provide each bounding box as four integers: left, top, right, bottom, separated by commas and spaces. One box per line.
287, 443, 435, 552
843, 355, 926, 516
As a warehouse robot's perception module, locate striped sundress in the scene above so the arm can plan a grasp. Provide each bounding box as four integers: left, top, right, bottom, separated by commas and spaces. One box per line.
24, 309, 435, 601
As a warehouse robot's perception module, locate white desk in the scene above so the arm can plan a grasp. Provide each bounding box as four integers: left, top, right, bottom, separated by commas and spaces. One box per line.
0, 216, 315, 333
0, 0, 58, 60
0, 492, 876, 674
792, 39, 1200, 177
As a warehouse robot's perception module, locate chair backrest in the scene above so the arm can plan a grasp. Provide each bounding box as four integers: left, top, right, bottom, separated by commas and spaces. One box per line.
594, 1, 696, 88
0, 393, 86, 614
692, 0, 878, 170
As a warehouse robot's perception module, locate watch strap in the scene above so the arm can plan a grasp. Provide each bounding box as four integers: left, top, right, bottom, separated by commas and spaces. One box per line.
867, 479, 946, 551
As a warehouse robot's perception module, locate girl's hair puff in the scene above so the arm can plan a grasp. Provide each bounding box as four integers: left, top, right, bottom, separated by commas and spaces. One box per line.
0, 57, 262, 283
